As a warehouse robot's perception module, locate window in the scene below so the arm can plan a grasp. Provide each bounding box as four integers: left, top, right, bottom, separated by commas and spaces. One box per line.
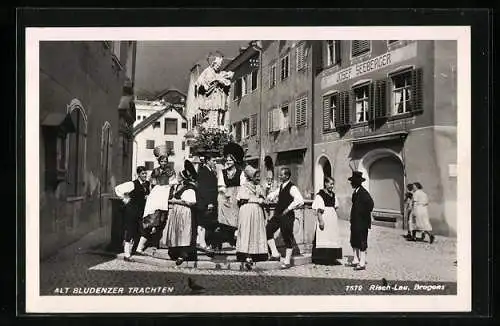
322, 93, 338, 132
250, 114, 258, 136
326, 40, 341, 66
294, 96, 307, 127
354, 85, 370, 123
181, 141, 186, 150
146, 140, 155, 149
241, 76, 247, 97
280, 104, 290, 130
234, 122, 242, 141
181, 122, 187, 129
67, 105, 88, 196
391, 71, 412, 114
164, 118, 177, 135
144, 161, 154, 170
296, 43, 306, 71
280, 54, 290, 81
351, 40, 370, 58
268, 108, 280, 133
153, 121, 160, 129
234, 78, 242, 100
165, 140, 174, 153
242, 119, 250, 139
269, 64, 277, 88
251, 70, 258, 91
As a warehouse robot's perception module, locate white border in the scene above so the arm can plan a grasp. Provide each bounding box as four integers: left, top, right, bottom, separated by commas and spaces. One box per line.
26, 26, 471, 313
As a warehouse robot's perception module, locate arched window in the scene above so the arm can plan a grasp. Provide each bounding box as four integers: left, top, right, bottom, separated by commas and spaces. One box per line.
101, 121, 113, 193
66, 99, 87, 197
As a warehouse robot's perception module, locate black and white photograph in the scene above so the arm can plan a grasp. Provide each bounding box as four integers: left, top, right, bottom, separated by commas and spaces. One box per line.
24, 24, 471, 313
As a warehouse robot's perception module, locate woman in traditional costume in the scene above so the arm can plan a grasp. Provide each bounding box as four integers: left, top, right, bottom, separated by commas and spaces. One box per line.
162, 160, 198, 266
235, 166, 269, 270
215, 142, 246, 250
136, 145, 176, 254
311, 176, 342, 265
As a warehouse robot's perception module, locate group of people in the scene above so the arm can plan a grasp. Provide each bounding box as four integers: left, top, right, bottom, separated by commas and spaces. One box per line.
116, 140, 417, 272
403, 182, 435, 244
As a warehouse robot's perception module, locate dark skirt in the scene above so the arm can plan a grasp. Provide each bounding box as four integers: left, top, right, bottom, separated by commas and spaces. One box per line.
311, 234, 342, 265
236, 252, 269, 262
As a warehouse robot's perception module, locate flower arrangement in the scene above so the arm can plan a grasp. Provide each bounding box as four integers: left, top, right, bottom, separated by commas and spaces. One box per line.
189, 126, 234, 157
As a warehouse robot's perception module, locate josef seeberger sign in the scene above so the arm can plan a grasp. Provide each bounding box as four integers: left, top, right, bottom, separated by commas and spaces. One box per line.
321, 42, 417, 89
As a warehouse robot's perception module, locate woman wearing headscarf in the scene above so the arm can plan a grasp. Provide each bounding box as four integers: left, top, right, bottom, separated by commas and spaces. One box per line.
412, 182, 435, 244
162, 160, 198, 266
235, 166, 268, 270
136, 145, 176, 254
215, 142, 246, 250
311, 176, 342, 265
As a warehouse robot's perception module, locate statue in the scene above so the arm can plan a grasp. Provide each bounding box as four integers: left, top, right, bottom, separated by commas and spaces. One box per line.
194, 51, 234, 129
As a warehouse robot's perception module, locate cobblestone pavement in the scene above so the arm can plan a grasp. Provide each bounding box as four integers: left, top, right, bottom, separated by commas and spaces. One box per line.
40, 220, 457, 296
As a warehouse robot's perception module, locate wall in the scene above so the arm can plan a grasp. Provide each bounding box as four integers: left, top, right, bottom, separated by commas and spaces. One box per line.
259, 40, 315, 197
132, 109, 188, 177
39, 41, 130, 259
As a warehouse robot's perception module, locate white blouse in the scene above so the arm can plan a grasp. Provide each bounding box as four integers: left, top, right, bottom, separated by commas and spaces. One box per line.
312, 192, 339, 211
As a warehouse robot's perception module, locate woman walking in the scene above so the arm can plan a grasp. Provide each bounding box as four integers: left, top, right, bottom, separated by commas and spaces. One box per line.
235, 166, 269, 271
311, 176, 342, 265
163, 160, 198, 266
412, 182, 435, 244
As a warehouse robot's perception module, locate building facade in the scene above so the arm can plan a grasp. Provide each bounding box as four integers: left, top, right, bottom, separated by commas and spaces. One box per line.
134, 100, 166, 127
225, 41, 262, 168
39, 41, 137, 259
259, 40, 319, 198
132, 103, 188, 178
314, 40, 457, 236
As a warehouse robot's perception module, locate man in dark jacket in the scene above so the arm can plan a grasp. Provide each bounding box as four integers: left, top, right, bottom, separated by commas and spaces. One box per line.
347, 171, 374, 271
196, 152, 219, 250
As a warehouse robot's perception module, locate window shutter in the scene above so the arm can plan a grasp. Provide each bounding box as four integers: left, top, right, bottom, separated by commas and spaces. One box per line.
410, 68, 424, 113
273, 108, 280, 131
268, 111, 273, 133
352, 40, 370, 57
296, 44, 305, 71
335, 92, 344, 128
322, 96, 331, 132
368, 82, 375, 121
334, 41, 341, 64
376, 80, 387, 119
250, 114, 257, 136
302, 97, 308, 127
346, 90, 353, 126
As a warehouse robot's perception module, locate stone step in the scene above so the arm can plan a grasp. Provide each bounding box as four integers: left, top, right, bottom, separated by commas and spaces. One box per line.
372, 220, 396, 228
118, 250, 312, 271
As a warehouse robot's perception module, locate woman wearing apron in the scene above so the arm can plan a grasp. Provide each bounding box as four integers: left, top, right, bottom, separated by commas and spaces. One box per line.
215, 142, 246, 251
163, 160, 198, 266
311, 176, 342, 265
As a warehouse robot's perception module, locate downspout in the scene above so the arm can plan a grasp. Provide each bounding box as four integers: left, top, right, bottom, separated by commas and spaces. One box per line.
310, 42, 315, 200
257, 45, 263, 174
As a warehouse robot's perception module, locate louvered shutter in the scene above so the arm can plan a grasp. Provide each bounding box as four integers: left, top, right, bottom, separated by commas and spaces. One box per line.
375, 80, 387, 119
268, 111, 273, 133
322, 96, 331, 132
296, 44, 305, 71
251, 114, 257, 136
335, 92, 344, 128
334, 41, 341, 64
352, 40, 370, 57
346, 90, 353, 125
410, 68, 424, 113
368, 82, 375, 121
302, 97, 308, 127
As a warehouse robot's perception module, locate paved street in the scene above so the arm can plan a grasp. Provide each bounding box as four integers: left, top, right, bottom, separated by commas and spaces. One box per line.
40, 219, 457, 296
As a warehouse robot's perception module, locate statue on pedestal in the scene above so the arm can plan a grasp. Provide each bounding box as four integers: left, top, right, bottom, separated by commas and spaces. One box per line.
194, 51, 234, 129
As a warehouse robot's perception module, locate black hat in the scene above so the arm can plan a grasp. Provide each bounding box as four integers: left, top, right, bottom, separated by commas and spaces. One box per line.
223, 142, 244, 164
181, 160, 198, 181
348, 171, 366, 182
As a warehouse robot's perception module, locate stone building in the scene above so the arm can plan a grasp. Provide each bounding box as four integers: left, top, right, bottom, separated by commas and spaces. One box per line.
39, 41, 137, 259
314, 40, 457, 236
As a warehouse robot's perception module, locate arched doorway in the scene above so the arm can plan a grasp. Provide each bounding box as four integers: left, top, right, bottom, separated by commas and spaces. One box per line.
358, 149, 405, 223
315, 155, 332, 193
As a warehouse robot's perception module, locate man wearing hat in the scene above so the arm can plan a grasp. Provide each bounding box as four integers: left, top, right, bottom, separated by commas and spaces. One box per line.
347, 171, 374, 271
195, 151, 219, 250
